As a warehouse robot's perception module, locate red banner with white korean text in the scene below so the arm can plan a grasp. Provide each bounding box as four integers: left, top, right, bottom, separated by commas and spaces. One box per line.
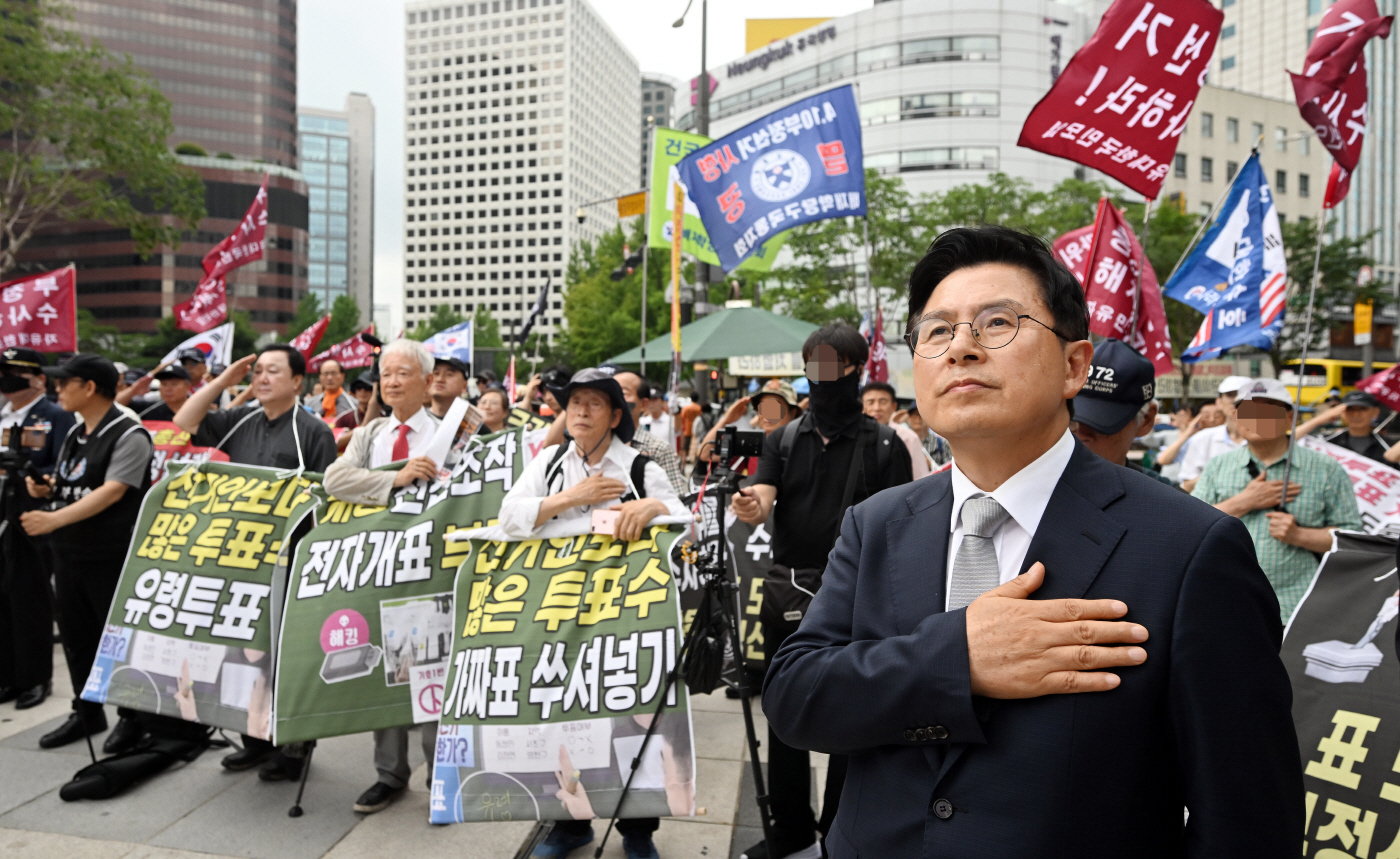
0, 265, 77, 352
865, 307, 888, 384
1017, 0, 1222, 200
1052, 208, 1173, 377
289, 314, 331, 358
204, 177, 268, 280
308, 326, 376, 373
1357, 363, 1400, 412
173, 273, 228, 333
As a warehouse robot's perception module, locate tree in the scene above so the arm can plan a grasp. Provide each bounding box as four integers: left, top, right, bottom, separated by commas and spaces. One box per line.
0, 1, 206, 277
286, 292, 324, 340
407, 304, 466, 341
561, 220, 673, 378
321, 294, 364, 346
141, 312, 258, 366
1277, 218, 1378, 363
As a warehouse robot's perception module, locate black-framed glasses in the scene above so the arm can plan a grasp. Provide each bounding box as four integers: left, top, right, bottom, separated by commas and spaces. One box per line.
903, 306, 1069, 359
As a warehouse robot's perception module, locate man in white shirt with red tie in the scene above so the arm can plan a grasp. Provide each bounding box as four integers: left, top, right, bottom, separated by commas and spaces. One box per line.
323, 338, 441, 814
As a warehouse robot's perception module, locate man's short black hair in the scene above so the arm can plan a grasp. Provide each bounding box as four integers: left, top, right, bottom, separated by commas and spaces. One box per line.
861, 381, 897, 400
905, 226, 1090, 343
258, 344, 306, 378
802, 323, 868, 367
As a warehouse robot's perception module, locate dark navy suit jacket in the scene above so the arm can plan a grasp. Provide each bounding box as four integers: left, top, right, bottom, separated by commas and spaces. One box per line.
19, 396, 75, 476
764, 441, 1303, 858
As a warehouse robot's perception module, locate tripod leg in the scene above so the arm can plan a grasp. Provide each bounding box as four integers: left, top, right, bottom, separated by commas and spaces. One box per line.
726, 590, 775, 852
288, 740, 316, 818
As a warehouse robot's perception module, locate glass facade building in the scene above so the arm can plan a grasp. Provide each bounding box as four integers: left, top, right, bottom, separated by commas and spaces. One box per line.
300, 115, 352, 305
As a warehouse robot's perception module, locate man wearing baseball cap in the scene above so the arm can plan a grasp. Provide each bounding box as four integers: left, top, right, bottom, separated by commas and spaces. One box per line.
122, 363, 193, 422
1069, 340, 1174, 486
1177, 374, 1251, 492
1192, 378, 1361, 620
428, 356, 470, 420
1295, 390, 1391, 464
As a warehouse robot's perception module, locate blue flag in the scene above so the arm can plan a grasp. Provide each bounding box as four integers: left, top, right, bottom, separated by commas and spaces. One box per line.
678, 84, 865, 272
1162, 154, 1286, 363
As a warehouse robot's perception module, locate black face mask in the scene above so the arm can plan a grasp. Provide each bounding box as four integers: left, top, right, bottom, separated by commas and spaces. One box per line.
0, 374, 32, 394
807, 371, 863, 438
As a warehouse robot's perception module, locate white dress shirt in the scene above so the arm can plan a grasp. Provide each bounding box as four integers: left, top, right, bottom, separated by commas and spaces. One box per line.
945, 429, 1076, 610
497, 434, 688, 540
0, 396, 39, 451
1176, 423, 1243, 482
370, 407, 437, 467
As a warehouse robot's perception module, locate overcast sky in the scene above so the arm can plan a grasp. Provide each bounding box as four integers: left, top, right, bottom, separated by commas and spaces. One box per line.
297, 0, 870, 326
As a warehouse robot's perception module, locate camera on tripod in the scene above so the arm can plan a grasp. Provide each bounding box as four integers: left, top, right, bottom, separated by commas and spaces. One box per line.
715, 425, 763, 461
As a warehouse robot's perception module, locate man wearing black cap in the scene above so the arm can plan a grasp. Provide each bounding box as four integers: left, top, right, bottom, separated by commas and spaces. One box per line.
0, 348, 74, 711
20, 354, 154, 752
429, 356, 470, 420
177, 347, 209, 389
119, 363, 193, 422
1315, 391, 1389, 464
471, 367, 498, 404
1069, 340, 1175, 486
499, 368, 687, 859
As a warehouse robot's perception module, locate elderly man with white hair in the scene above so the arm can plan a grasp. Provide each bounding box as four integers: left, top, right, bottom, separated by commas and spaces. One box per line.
322, 338, 442, 815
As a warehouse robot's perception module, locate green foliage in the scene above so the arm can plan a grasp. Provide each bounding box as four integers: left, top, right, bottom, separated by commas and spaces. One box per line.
560, 220, 672, 377
1278, 217, 1377, 362
322, 294, 364, 346
174, 142, 207, 156
407, 304, 466, 341
472, 304, 503, 347
0, 0, 206, 277
286, 292, 324, 340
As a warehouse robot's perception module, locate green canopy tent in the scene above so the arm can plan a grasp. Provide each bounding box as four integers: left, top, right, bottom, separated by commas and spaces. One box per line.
607, 306, 818, 364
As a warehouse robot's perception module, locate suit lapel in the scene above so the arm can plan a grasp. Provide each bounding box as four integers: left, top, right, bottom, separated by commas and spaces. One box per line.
1021, 442, 1127, 600
886, 475, 953, 637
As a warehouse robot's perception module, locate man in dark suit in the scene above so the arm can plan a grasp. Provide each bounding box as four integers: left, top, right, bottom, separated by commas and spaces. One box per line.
0, 347, 75, 711
763, 226, 1303, 857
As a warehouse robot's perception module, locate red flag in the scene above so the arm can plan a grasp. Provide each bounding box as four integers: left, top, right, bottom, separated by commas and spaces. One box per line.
1358, 364, 1400, 411
1290, 0, 1392, 193
1018, 0, 1221, 200
864, 307, 889, 384
288, 314, 331, 358
204, 177, 269, 280
0, 266, 77, 352
1052, 204, 1174, 376
505, 354, 517, 404
173, 273, 227, 333
308, 326, 376, 372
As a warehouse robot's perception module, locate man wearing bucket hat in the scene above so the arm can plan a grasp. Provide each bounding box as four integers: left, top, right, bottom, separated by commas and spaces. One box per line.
498, 368, 689, 859
1177, 374, 1251, 492
1069, 340, 1174, 486
1192, 378, 1362, 619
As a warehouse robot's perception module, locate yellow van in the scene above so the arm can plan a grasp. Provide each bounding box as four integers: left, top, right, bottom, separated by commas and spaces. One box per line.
1280, 358, 1395, 407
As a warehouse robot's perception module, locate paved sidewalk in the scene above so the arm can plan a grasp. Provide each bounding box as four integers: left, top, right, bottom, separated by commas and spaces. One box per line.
0, 645, 823, 859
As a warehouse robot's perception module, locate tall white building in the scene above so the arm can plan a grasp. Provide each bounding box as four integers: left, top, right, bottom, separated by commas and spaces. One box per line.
683, 1, 1109, 197
298, 95, 376, 327
401, 0, 640, 343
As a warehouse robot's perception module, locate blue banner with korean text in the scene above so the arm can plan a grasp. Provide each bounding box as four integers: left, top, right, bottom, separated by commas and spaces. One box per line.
677, 85, 865, 272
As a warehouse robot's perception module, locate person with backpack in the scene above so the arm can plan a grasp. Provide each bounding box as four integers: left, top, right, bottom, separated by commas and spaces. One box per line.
498, 368, 686, 859
731, 323, 914, 859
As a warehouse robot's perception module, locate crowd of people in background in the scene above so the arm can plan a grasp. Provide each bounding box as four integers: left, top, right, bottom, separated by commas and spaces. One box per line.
0, 303, 1388, 859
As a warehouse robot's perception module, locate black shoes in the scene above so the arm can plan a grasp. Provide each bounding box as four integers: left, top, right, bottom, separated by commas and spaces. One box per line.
15, 683, 49, 710
222, 744, 278, 771
0, 685, 18, 705
352, 782, 403, 814
102, 716, 146, 755
258, 751, 305, 782
39, 711, 107, 749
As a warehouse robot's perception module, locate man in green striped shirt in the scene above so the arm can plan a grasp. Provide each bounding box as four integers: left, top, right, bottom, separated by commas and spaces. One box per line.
1192, 378, 1361, 621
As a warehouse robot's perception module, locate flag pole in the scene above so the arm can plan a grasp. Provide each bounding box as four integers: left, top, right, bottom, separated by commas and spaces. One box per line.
1279, 196, 1330, 510
640, 205, 650, 377
1128, 197, 1154, 334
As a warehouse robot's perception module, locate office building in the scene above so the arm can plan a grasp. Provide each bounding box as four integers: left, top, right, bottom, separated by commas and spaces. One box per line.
299, 96, 376, 325
15, 160, 309, 336
59, 0, 298, 166
641, 75, 678, 187
400, 0, 640, 343
682, 1, 1108, 196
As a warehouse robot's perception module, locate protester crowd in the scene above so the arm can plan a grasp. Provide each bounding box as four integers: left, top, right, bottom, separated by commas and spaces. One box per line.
0, 235, 1386, 858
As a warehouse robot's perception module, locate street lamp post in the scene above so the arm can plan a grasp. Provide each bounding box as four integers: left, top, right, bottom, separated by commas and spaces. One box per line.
673, 0, 709, 328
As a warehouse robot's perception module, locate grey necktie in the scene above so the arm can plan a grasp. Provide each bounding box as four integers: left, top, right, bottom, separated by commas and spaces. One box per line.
948, 496, 1011, 610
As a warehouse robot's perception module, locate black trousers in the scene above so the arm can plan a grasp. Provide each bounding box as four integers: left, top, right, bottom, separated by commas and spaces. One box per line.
52, 551, 124, 717
764, 615, 848, 854
555, 817, 658, 837
0, 530, 53, 690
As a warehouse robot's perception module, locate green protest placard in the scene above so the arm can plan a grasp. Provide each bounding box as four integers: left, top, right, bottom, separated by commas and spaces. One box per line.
647, 127, 786, 272
82, 462, 320, 739
429, 526, 694, 824
273, 426, 537, 744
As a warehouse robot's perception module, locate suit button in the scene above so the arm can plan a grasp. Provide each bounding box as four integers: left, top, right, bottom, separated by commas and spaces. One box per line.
903, 729, 916, 742
933, 798, 954, 820
914, 728, 927, 741
931, 725, 948, 740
